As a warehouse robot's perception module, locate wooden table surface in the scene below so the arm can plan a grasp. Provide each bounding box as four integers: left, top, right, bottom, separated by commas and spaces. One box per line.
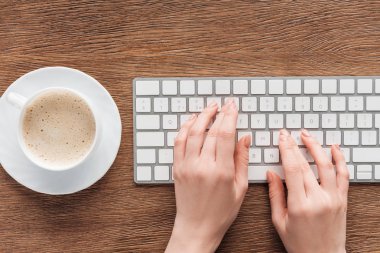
1, 1, 380, 252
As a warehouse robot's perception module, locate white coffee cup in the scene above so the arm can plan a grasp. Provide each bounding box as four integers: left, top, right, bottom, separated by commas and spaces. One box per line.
6, 87, 101, 171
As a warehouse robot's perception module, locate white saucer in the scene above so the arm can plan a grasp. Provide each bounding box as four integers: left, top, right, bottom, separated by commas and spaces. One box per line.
0, 67, 122, 195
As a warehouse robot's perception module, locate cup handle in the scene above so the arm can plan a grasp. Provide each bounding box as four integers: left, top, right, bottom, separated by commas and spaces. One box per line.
7, 92, 27, 109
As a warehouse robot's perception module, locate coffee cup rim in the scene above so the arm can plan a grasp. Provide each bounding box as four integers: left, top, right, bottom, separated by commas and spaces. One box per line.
17, 87, 100, 172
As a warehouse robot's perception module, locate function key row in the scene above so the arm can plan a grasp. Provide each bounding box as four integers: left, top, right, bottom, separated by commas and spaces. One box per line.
135, 79, 380, 96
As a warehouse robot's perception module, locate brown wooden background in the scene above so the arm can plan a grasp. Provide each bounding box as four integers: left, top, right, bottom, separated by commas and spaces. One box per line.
0, 1, 380, 252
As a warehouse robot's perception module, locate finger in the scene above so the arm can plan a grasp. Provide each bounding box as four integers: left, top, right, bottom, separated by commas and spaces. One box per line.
267, 170, 287, 233
186, 102, 218, 157
174, 114, 197, 162
216, 100, 238, 163
331, 144, 349, 197
301, 129, 337, 191
278, 129, 306, 201
234, 135, 251, 190
202, 110, 225, 159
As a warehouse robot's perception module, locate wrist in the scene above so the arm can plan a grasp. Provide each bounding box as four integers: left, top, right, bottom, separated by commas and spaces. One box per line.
165, 217, 222, 253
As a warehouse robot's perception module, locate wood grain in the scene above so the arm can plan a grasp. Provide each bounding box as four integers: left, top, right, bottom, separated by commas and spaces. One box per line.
0, 0, 379, 252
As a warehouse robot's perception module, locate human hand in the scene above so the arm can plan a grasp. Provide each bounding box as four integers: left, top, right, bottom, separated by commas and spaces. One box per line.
165, 100, 251, 253
268, 129, 349, 253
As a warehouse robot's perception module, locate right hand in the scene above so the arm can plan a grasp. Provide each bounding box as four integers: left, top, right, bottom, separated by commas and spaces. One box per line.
267, 129, 349, 253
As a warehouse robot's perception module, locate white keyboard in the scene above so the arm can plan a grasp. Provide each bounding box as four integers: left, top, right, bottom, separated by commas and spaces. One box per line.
133, 77, 380, 184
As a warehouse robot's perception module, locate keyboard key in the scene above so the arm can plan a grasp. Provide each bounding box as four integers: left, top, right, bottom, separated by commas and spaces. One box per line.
356, 165, 372, 180
269, 79, 284, 94
269, 114, 283, 129
233, 80, 248, 94
136, 80, 159, 95
322, 114, 337, 128
136, 132, 164, 147
376, 79, 380, 93
225, 97, 240, 110
375, 165, 380, 179
180, 114, 192, 126
207, 97, 222, 111
154, 166, 170, 181
330, 97, 346, 111
340, 114, 355, 128
248, 166, 284, 180
251, 114, 266, 129
198, 80, 213, 95
167, 132, 178, 147
154, 98, 169, 112
136, 98, 151, 112
313, 97, 328, 111
291, 131, 304, 145
189, 97, 204, 112
353, 148, 380, 162
339, 79, 355, 94
238, 131, 253, 146
162, 80, 177, 95
264, 149, 280, 163
304, 114, 319, 128
136, 115, 160, 129
300, 148, 314, 162
242, 97, 257, 112
341, 148, 350, 162
251, 80, 266, 94
137, 166, 152, 181
286, 79, 301, 94
255, 131, 270, 146
215, 80, 230, 94
295, 97, 310, 111
237, 114, 249, 129
357, 114, 373, 128
304, 79, 319, 94
376, 114, 380, 128
361, 131, 377, 146
260, 97, 275, 111
163, 115, 177, 129
344, 131, 359, 146
180, 80, 195, 95
286, 114, 301, 128
137, 149, 156, 164
159, 149, 173, 163
326, 131, 341, 145
273, 131, 280, 146
277, 97, 292, 111
348, 97, 363, 111
357, 79, 372, 94
171, 98, 187, 112
249, 148, 261, 163
366, 97, 380, 111
309, 131, 324, 144
322, 79, 337, 94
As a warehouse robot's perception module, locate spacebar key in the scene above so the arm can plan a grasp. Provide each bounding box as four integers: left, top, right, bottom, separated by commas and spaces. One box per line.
353, 148, 380, 162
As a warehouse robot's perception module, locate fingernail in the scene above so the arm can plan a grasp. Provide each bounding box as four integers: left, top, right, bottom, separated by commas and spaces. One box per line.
301, 129, 310, 137
231, 100, 237, 111
334, 144, 340, 150
244, 135, 251, 147
266, 171, 273, 183
189, 114, 197, 120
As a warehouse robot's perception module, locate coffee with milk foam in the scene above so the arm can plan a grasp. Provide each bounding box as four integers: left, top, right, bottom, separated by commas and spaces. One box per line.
22, 89, 96, 170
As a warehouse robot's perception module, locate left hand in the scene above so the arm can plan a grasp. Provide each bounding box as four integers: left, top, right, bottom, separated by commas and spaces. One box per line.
165, 100, 251, 253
